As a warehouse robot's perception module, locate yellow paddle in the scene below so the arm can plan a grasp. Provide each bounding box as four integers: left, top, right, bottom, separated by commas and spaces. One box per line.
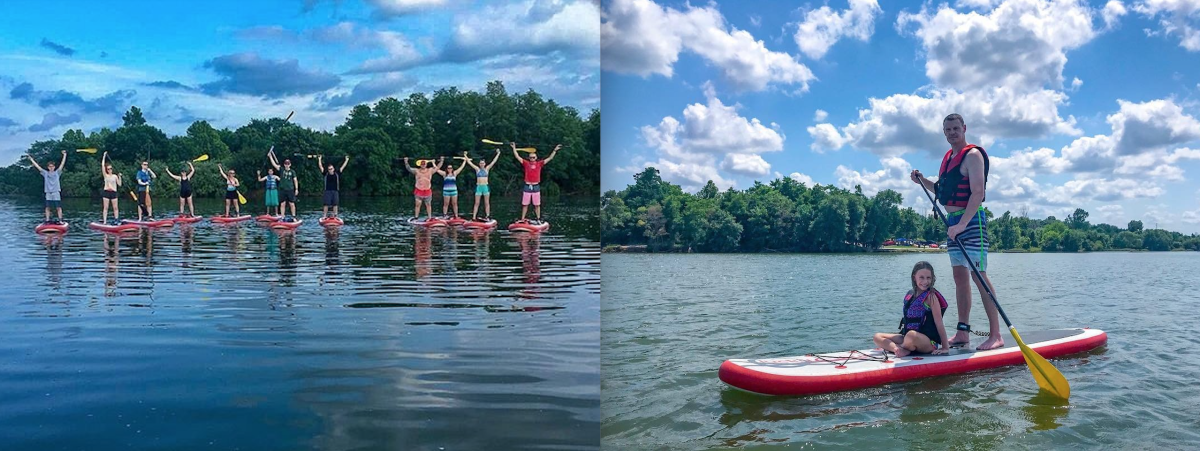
516, 147, 537, 153
920, 187, 1070, 399
76, 148, 98, 154
237, 191, 247, 205
193, 154, 209, 162
481, 139, 504, 145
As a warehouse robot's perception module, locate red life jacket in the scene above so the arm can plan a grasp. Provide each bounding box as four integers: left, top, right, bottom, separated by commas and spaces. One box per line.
936, 144, 989, 208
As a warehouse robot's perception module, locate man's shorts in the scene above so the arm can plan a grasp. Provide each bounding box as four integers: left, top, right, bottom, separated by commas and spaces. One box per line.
323, 190, 339, 206
280, 189, 297, 204
946, 210, 988, 272
522, 184, 541, 206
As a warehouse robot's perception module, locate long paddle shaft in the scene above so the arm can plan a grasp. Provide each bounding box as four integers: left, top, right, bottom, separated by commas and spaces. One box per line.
919, 185, 1070, 399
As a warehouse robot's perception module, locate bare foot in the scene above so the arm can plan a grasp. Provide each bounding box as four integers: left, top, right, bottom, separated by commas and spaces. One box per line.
950, 330, 971, 347
893, 347, 911, 357
976, 335, 1004, 351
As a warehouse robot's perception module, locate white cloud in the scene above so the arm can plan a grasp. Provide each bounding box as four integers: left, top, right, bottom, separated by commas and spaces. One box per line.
1133, 0, 1200, 51
814, 109, 828, 122
638, 86, 786, 190
807, 122, 848, 152
446, 0, 600, 64
897, 0, 1098, 93
1102, 1, 1128, 29
834, 156, 922, 197
789, 172, 815, 186
366, 0, 449, 17
793, 0, 883, 60
1070, 77, 1083, 91
601, 0, 816, 92
1108, 99, 1200, 155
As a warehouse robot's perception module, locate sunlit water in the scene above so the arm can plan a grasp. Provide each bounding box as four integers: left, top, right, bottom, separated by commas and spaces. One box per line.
1, 197, 599, 450
602, 252, 1200, 449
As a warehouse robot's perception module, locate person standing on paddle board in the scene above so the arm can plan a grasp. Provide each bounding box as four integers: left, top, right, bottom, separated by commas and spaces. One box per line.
318, 155, 350, 219
873, 261, 950, 356
404, 156, 441, 219
268, 151, 300, 220
216, 163, 242, 217
465, 149, 501, 220
100, 152, 123, 224
438, 157, 468, 218
163, 162, 196, 217
27, 149, 67, 224
257, 168, 281, 217
135, 161, 157, 221
909, 113, 1003, 351
512, 142, 561, 223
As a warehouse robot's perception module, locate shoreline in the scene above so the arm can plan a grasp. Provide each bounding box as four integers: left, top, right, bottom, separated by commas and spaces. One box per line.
602, 245, 1161, 254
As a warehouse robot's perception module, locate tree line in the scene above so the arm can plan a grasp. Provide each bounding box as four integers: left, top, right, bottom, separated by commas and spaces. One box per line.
1, 81, 601, 200
602, 168, 1200, 252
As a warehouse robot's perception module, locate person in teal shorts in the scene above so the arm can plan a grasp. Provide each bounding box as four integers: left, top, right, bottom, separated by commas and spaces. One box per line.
464, 149, 501, 220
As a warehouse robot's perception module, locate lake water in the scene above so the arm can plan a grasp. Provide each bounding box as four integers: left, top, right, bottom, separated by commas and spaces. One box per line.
602, 252, 1200, 449
1, 196, 600, 450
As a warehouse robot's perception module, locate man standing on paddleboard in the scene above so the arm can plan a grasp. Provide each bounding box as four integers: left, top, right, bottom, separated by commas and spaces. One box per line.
909, 113, 1003, 351
512, 142, 561, 223
27, 149, 67, 224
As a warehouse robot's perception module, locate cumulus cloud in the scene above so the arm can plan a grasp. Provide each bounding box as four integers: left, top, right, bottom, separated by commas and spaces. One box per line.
789, 172, 815, 186
443, 0, 600, 64
601, 0, 815, 92
143, 80, 196, 91
898, 0, 1097, 93
28, 112, 81, 132
637, 84, 785, 190
794, 0, 882, 60
9, 82, 136, 114
1102, 1, 1128, 29
834, 156, 926, 199
200, 53, 340, 98
1133, 0, 1200, 51
366, 0, 449, 18
807, 122, 848, 152
813, 109, 828, 122
39, 38, 75, 56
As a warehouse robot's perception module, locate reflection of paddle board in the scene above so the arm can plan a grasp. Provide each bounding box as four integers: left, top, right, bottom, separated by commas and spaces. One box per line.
172, 215, 204, 224
35, 222, 69, 234
211, 215, 252, 224
508, 220, 550, 232
408, 217, 447, 227
123, 218, 175, 228
89, 222, 139, 233
256, 214, 283, 222
719, 328, 1107, 396
269, 219, 303, 230
463, 218, 498, 229
319, 216, 344, 227
445, 217, 466, 226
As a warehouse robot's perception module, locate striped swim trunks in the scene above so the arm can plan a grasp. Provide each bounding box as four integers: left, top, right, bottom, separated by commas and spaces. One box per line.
946, 209, 988, 272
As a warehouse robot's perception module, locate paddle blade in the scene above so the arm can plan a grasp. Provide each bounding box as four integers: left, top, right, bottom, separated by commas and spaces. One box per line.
516, 147, 537, 153
193, 154, 210, 162
238, 191, 247, 205
453, 156, 470, 160
415, 159, 427, 166
76, 148, 98, 154
481, 139, 504, 145
129, 191, 138, 201
284, 111, 294, 122
1011, 327, 1071, 399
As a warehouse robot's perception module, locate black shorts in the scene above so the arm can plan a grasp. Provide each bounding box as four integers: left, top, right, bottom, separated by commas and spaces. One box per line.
323, 190, 339, 206
225, 190, 238, 200
102, 190, 117, 200
280, 189, 296, 203
180, 189, 192, 199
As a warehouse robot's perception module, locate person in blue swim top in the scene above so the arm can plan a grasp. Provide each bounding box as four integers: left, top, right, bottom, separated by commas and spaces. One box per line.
216, 163, 241, 217
134, 160, 157, 221
26, 149, 67, 224
873, 261, 950, 356
257, 168, 281, 217
464, 148, 501, 221
437, 156, 469, 219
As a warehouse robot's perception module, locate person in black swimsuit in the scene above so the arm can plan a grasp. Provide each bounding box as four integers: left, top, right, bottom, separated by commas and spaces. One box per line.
163, 162, 197, 217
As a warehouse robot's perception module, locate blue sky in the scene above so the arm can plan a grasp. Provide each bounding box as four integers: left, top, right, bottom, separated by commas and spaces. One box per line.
0, 0, 599, 164
601, 0, 1200, 233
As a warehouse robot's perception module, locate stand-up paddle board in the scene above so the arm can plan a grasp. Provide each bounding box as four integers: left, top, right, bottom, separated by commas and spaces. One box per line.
508, 220, 550, 232
408, 217, 447, 227
89, 222, 139, 233
211, 215, 252, 224
123, 218, 174, 228
719, 328, 1106, 396
35, 222, 69, 234
319, 216, 343, 227
172, 215, 204, 224
463, 218, 498, 229
255, 214, 282, 222
444, 217, 466, 226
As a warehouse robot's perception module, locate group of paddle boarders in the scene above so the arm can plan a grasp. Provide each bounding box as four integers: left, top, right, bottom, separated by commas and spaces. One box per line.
27, 140, 563, 233
874, 113, 1003, 356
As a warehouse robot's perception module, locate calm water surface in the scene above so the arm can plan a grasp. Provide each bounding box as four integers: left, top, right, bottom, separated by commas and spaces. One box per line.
602, 252, 1200, 449
2, 197, 599, 450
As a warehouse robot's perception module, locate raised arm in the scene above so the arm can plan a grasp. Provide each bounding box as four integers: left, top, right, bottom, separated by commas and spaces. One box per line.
147, 167, 157, 179
455, 156, 469, 173
27, 154, 45, 172
100, 152, 108, 177
402, 157, 417, 174
510, 142, 521, 162
256, 170, 266, 182
267, 148, 281, 170
339, 155, 350, 172
464, 151, 480, 170
487, 148, 501, 169
163, 166, 180, 181
543, 144, 562, 164
187, 162, 195, 178
58, 149, 67, 171
217, 163, 230, 182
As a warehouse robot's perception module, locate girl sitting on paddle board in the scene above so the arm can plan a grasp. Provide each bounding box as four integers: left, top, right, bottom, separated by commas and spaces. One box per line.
464, 149, 501, 220
873, 261, 950, 356
216, 163, 241, 217
257, 168, 281, 217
